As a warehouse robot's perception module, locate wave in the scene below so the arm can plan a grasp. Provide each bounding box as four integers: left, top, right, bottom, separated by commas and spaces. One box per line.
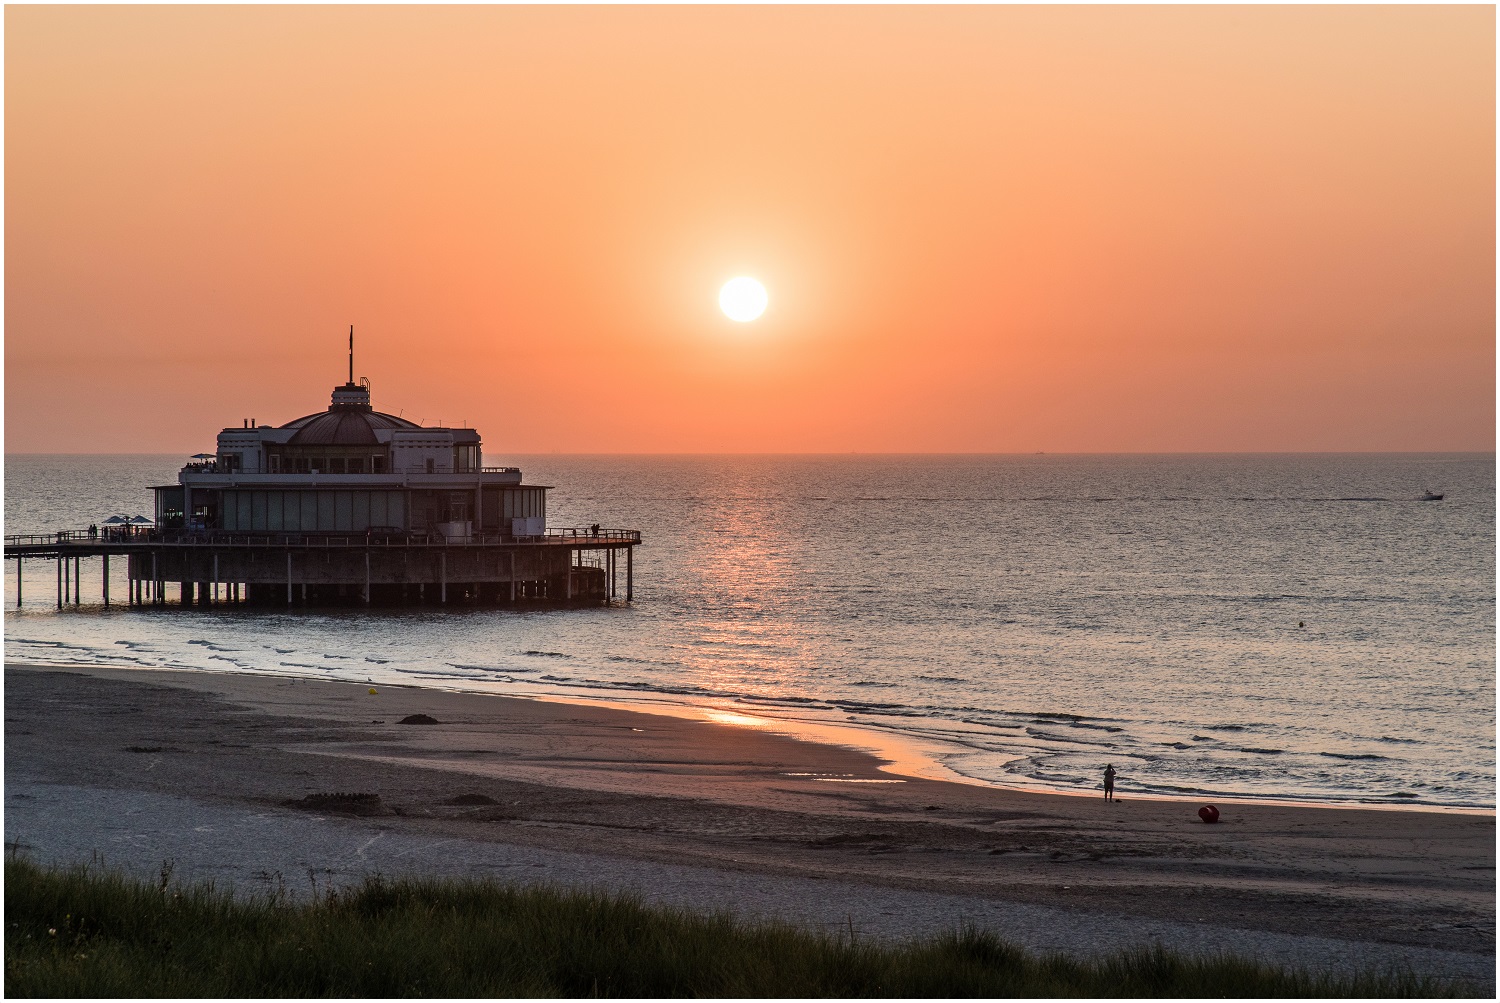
446, 662, 539, 674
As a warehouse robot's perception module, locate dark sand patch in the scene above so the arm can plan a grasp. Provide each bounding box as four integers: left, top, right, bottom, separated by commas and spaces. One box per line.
399, 713, 441, 725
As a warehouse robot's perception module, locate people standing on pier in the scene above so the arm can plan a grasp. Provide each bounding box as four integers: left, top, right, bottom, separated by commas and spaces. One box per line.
1103, 763, 1117, 801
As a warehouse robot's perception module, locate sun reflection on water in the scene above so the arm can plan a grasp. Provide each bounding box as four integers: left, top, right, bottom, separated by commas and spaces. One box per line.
703, 709, 770, 727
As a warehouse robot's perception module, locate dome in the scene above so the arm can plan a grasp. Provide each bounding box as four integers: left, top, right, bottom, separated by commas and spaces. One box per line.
282, 409, 419, 444
280, 382, 421, 444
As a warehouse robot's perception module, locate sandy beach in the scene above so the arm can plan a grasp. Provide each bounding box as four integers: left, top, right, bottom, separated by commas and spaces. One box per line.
5, 661, 1493, 989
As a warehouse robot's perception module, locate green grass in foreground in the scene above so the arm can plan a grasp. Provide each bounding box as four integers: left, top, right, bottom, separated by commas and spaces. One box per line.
5, 856, 1457, 998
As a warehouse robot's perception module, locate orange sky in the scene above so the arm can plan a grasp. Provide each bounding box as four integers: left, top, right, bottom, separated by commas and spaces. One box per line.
5, 6, 1494, 454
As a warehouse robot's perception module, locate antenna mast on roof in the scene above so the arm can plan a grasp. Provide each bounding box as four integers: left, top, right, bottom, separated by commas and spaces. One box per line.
349, 325, 354, 384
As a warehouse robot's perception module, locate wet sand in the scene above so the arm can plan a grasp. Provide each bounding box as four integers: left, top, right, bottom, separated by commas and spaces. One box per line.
5, 662, 1493, 986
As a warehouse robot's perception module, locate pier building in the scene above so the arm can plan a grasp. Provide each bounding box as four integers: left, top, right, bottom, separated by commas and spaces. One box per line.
6, 358, 640, 608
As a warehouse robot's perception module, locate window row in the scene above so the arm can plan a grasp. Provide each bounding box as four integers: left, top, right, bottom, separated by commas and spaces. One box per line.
267, 455, 387, 474
220, 490, 407, 532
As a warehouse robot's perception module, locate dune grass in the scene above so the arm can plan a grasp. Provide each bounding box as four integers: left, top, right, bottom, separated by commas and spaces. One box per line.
5, 855, 1458, 998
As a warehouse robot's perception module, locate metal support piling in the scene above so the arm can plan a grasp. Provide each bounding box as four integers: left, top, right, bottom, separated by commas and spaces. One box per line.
626, 546, 633, 602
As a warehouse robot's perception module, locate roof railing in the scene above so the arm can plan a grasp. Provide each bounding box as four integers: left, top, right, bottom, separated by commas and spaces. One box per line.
178, 463, 523, 476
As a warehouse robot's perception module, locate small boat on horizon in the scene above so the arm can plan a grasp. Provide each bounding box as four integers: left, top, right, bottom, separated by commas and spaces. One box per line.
1420, 490, 1445, 501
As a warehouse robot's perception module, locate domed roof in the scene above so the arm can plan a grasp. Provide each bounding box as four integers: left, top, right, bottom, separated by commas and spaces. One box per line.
280, 382, 421, 445
282, 409, 420, 444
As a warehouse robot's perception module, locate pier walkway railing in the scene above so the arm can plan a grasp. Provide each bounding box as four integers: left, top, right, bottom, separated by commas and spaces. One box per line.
4, 527, 640, 557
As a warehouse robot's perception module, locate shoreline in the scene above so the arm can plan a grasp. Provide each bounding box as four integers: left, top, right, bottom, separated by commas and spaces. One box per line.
9, 654, 1494, 814
521, 690, 1498, 816
6, 658, 1494, 975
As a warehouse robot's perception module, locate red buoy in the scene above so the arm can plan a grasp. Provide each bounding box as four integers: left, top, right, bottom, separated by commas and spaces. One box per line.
1198, 804, 1220, 823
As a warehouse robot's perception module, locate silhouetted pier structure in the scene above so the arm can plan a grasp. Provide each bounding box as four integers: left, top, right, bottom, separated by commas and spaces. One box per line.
5, 338, 640, 608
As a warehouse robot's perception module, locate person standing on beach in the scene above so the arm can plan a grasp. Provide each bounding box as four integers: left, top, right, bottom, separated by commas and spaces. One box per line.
1103, 764, 1116, 801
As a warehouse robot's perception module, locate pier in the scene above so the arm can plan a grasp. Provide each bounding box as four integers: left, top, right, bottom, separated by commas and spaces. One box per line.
5, 527, 638, 608
5, 340, 641, 609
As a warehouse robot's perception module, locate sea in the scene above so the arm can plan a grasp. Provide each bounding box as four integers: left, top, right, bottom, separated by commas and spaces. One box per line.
4, 453, 1494, 810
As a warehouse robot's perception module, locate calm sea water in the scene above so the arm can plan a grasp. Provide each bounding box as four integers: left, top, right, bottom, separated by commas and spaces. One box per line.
4, 453, 1494, 809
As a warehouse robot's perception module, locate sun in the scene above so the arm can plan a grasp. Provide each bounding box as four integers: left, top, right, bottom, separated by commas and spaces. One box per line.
719, 277, 768, 322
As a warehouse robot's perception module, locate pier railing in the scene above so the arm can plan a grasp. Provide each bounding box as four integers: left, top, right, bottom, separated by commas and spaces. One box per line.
6, 530, 132, 546
5, 527, 641, 550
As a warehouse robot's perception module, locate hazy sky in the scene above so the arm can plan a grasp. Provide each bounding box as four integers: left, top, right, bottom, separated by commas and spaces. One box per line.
5, 6, 1493, 453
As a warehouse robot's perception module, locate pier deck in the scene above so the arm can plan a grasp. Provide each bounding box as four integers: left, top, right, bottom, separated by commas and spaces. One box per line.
4, 528, 640, 607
